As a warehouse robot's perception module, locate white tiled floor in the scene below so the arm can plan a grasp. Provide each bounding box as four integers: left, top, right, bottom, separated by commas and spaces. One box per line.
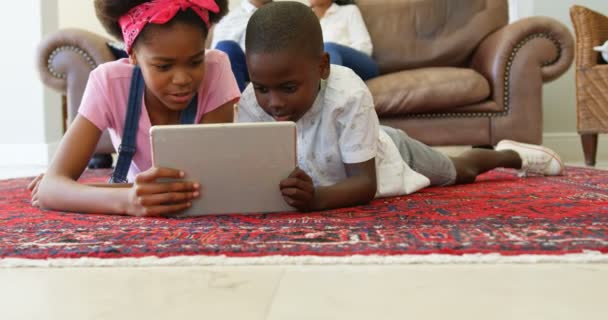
1, 265, 607, 320
1, 164, 607, 320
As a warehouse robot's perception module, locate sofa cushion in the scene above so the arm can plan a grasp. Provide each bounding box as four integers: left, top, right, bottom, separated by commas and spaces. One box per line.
367, 67, 491, 116
358, 0, 508, 73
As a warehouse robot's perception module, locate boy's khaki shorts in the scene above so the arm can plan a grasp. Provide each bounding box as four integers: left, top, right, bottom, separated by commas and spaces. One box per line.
382, 125, 457, 186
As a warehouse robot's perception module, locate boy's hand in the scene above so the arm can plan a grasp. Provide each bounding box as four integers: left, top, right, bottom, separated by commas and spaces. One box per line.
125, 167, 200, 217
280, 167, 315, 211
28, 173, 44, 208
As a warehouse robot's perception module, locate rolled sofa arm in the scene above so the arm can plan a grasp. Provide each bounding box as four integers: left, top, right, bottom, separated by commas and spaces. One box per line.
471, 17, 574, 110
37, 28, 117, 154
469, 17, 574, 145
37, 28, 116, 122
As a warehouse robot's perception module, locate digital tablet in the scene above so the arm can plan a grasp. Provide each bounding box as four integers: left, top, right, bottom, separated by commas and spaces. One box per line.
150, 122, 297, 216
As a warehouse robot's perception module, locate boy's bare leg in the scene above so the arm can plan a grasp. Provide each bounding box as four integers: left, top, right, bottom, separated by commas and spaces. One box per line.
450, 149, 521, 184
449, 140, 565, 184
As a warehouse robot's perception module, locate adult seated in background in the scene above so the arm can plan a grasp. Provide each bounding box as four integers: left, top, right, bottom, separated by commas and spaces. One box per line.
212, 0, 273, 91
310, 0, 379, 80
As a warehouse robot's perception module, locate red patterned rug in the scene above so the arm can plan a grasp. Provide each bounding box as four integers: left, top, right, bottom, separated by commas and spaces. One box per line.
1, 167, 608, 266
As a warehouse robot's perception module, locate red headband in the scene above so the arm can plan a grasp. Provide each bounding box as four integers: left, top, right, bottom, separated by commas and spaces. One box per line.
119, 0, 219, 53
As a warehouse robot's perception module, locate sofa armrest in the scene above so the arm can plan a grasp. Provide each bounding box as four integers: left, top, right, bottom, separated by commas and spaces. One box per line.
37, 28, 116, 123
470, 17, 573, 144
471, 16, 573, 111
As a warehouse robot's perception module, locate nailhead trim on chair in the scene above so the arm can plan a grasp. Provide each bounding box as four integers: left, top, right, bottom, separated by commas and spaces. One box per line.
47, 45, 98, 79
404, 33, 562, 119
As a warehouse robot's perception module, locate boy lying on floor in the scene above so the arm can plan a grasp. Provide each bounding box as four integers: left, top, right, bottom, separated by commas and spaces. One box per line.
237, 1, 565, 211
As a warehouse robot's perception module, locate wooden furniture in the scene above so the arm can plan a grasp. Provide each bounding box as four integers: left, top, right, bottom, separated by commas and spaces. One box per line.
570, 5, 608, 166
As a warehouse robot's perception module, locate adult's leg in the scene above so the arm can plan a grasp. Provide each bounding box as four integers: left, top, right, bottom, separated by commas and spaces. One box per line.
323, 42, 344, 65
215, 40, 249, 92
323, 42, 379, 80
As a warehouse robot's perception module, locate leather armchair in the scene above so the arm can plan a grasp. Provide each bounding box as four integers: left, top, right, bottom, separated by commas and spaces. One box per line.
360, 0, 574, 146
37, 28, 117, 168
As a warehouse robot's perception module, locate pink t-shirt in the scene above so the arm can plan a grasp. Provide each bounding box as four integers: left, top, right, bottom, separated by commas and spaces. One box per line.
79, 50, 240, 182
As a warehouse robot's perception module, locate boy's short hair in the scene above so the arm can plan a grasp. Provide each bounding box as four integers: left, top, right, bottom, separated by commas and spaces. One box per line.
245, 1, 323, 58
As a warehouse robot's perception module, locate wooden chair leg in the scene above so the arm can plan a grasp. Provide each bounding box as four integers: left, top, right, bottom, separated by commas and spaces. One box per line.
581, 133, 598, 167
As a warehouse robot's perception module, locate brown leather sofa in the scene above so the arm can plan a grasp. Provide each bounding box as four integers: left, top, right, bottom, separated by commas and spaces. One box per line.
37, 0, 574, 165
359, 0, 573, 146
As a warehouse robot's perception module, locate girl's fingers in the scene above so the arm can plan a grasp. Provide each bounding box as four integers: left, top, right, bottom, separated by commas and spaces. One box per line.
27, 174, 43, 191
32, 182, 39, 197
31, 189, 38, 203
134, 181, 200, 196
135, 167, 184, 183
137, 191, 200, 206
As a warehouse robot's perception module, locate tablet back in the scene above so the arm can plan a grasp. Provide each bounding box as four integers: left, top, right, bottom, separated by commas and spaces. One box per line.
150, 122, 296, 216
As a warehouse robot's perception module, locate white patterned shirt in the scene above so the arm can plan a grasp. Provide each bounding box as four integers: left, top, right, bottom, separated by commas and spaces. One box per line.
210, 0, 257, 51
320, 3, 374, 56
238, 65, 430, 198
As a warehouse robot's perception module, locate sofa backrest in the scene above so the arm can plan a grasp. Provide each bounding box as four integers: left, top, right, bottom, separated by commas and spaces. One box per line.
358, 0, 508, 73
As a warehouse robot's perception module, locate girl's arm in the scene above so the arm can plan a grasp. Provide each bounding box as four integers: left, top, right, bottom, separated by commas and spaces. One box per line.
279, 159, 377, 211
37, 115, 128, 214
347, 6, 374, 56
37, 115, 199, 216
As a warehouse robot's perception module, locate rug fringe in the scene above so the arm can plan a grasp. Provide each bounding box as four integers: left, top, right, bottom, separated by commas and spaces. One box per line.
2, 251, 608, 268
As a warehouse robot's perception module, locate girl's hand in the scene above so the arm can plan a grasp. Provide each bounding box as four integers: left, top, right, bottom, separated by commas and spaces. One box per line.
279, 167, 315, 211
125, 167, 200, 217
28, 173, 44, 208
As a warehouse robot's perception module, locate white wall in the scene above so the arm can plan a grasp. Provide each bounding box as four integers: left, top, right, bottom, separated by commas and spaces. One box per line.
59, 0, 107, 37
508, 0, 534, 22
0, 0, 61, 166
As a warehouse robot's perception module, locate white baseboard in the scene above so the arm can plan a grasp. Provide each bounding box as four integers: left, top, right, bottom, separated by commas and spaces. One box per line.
0, 141, 59, 167
542, 132, 608, 165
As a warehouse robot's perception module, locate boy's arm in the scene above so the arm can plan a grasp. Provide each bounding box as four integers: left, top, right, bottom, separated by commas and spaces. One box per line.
280, 159, 377, 211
